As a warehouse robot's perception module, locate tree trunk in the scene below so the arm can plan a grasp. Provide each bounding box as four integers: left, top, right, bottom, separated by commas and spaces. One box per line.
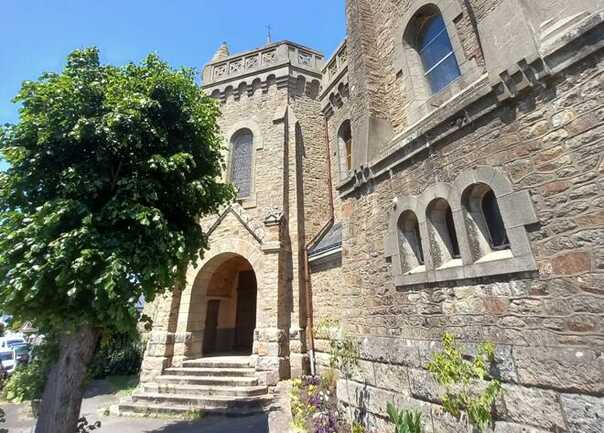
34, 326, 100, 433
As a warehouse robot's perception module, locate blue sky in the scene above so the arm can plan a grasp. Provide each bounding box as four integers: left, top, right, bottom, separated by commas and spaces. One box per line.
0, 0, 347, 170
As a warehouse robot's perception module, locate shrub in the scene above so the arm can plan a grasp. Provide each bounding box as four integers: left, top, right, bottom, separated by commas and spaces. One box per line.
427, 333, 502, 432
2, 341, 57, 403
88, 332, 143, 379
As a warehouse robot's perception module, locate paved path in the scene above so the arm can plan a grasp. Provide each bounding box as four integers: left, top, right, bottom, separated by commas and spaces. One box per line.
1, 380, 270, 433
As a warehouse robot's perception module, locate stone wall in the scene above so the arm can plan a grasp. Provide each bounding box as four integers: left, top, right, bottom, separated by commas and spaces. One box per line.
307, 1, 604, 432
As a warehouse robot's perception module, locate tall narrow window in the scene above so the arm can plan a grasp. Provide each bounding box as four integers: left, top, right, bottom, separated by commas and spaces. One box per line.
445, 207, 461, 258
463, 183, 511, 260
481, 190, 509, 249
427, 198, 461, 267
338, 120, 353, 172
230, 129, 253, 198
398, 210, 424, 272
417, 14, 461, 93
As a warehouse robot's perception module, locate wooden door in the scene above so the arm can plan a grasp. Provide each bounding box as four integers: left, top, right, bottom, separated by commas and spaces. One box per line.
203, 300, 220, 355
235, 271, 257, 353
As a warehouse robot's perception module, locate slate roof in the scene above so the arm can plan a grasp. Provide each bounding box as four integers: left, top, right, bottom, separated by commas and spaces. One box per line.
309, 223, 342, 257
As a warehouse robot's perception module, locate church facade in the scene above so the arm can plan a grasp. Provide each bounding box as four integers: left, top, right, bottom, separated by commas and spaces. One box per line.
135, 1, 604, 431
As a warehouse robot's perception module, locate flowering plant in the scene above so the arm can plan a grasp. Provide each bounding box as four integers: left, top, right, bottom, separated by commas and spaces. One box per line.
290, 373, 344, 433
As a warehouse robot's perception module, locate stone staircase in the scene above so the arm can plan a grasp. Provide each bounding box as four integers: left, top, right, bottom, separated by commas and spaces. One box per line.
114, 356, 273, 418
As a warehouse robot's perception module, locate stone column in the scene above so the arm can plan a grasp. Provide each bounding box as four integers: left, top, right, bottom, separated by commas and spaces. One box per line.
139, 290, 181, 383
253, 210, 291, 386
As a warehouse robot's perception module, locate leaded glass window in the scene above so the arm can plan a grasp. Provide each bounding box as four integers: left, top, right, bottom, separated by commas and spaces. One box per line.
230, 129, 253, 198
418, 14, 461, 93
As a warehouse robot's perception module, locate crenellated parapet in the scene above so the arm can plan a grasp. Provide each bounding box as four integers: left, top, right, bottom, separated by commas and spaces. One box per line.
320, 39, 349, 118
202, 40, 325, 102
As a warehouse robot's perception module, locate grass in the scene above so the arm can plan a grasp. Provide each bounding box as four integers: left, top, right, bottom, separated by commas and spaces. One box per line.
183, 408, 205, 421
106, 375, 139, 397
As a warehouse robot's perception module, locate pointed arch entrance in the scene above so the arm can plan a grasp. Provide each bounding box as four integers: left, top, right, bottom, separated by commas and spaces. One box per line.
193, 253, 258, 356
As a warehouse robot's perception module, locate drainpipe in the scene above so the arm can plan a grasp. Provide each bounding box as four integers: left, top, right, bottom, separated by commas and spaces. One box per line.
304, 115, 335, 376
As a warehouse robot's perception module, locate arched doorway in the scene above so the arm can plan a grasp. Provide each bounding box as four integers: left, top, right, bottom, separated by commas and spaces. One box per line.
199, 254, 257, 356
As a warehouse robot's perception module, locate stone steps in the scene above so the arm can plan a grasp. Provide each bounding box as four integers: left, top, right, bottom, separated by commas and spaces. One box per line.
182, 358, 253, 369
115, 399, 267, 417
157, 374, 259, 387
114, 356, 272, 419
163, 367, 257, 377
142, 383, 268, 397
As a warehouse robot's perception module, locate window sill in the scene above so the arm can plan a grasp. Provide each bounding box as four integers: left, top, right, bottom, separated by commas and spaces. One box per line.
404, 265, 426, 275
437, 258, 463, 270
237, 195, 257, 209
475, 249, 513, 264
393, 253, 537, 288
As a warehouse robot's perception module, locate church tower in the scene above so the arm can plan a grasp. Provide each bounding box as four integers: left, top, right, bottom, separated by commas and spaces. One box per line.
139, 39, 331, 390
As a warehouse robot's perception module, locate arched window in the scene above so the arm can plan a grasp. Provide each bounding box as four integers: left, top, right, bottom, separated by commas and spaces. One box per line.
398, 210, 424, 272
481, 190, 509, 249
338, 120, 353, 172
427, 198, 460, 267
230, 129, 254, 198
417, 13, 461, 93
463, 184, 511, 259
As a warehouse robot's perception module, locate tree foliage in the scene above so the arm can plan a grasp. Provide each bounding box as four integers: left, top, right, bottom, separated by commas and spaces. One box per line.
0, 47, 234, 336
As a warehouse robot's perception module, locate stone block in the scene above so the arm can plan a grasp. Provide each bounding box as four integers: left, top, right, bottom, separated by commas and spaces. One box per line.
360, 336, 421, 368
560, 393, 604, 433
499, 384, 566, 431
492, 422, 551, 433
551, 251, 592, 275
513, 346, 604, 394
431, 404, 471, 433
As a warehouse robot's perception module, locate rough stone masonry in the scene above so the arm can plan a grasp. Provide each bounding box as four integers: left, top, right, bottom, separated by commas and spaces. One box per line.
140, 1, 604, 432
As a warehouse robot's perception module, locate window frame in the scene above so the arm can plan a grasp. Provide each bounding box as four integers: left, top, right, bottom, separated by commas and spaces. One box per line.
226, 124, 260, 208
416, 14, 461, 94
229, 128, 254, 199
393, 0, 484, 126
385, 166, 539, 287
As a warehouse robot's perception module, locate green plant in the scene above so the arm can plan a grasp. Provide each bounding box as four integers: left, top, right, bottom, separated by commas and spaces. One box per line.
427, 333, 502, 432
352, 421, 366, 433
3, 340, 57, 403
290, 378, 316, 432
314, 318, 340, 340
183, 408, 205, 421
0, 46, 234, 431
89, 332, 143, 379
387, 403, 422, 433
106, 375, 139, 397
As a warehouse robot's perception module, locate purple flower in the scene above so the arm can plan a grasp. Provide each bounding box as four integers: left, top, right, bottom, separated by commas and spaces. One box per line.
312, 411, 338, 433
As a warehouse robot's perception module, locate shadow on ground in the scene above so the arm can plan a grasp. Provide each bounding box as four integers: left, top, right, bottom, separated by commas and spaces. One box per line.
141, 414, 269, 433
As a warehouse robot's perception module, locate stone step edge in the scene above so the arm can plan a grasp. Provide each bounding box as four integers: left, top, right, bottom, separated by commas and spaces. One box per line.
132, 391, 272, 404
164, 367, 257, 376
182, 360, 253, 368
157, 374, 259, 382
143, 383, 268, 395
110, 402, 267, 419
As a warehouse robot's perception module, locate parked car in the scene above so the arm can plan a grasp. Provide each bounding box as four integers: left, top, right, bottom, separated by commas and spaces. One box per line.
0, 349, 16, 376
0, 336, 26, 350
12, 343, 30, 365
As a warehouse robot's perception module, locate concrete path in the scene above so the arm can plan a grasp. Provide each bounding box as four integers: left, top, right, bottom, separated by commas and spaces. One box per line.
1, 380, 270, 433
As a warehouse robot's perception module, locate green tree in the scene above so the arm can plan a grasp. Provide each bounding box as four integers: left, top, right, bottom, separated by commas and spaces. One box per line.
0, 48, 234, 433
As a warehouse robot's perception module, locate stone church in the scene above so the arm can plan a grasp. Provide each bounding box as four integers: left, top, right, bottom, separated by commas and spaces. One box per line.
120, 1, 604, 431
